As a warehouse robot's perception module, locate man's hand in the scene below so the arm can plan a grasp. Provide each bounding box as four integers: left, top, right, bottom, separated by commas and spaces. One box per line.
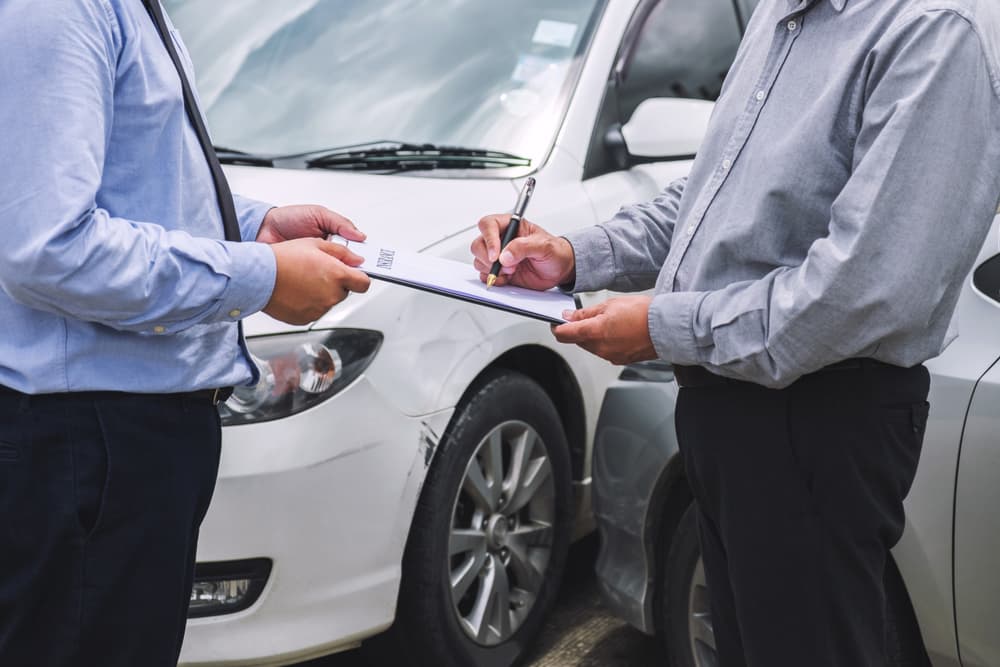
263, 239, 371, 325
256, 205, 366, 244
552, 296, 657, 366
470, 214, 576, 290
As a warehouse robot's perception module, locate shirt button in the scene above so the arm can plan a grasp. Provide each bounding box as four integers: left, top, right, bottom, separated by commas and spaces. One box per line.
787, 19, 798, 31
228, 309, 242, 319
153, 326, 166, 334
686, 225, 696, 236
722, 159, 732, 170
755, 90, 766, 101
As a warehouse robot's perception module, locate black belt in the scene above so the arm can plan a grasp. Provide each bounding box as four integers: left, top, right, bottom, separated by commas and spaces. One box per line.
674, 359, 875, 388
0, 385, 234, 406
189, 387, 235, 405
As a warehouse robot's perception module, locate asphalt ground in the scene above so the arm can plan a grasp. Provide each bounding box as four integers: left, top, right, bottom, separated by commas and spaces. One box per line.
301, 536, 663, 667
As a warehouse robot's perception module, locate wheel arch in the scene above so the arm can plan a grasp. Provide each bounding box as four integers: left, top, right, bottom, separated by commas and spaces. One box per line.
459, 345, 588, 483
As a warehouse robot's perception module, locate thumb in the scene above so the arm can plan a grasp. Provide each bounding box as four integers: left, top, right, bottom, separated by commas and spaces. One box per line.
319, 208, 367, 242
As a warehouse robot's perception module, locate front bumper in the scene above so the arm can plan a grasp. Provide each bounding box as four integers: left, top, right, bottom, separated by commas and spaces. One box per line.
179, 376, 453, 666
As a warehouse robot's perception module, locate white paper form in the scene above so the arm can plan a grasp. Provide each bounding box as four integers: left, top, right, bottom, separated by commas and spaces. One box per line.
334, 237, 577, 324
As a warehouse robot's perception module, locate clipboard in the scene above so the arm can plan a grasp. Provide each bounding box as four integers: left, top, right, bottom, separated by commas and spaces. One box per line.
334, 237, 579, 324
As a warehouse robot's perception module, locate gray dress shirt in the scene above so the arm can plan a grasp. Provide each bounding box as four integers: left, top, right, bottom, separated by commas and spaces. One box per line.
566, 0, 1000, 388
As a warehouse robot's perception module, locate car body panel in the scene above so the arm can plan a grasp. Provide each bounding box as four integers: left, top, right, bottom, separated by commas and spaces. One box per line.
954, 358, 1000, 667
897, 216, 1000, 666
952, 218, 1000, 667
225, 165, 517, 252
183, 379, 454, 666
592, 376, 679, 633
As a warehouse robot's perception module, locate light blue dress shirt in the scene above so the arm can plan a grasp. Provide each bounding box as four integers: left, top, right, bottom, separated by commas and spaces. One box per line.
0, 0, 278, 394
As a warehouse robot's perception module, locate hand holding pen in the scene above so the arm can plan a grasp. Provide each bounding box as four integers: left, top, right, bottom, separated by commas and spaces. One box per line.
471, 179, 577, 292
486, 177, 535, 288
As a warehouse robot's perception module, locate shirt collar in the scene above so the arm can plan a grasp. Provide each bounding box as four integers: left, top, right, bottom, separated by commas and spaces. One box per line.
788, 0, 848, 12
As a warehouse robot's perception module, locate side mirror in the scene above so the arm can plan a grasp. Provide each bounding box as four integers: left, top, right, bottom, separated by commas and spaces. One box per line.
605, 97, 715, 168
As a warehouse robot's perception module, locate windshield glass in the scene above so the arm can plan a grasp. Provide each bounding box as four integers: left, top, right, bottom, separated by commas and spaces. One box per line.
164, 0, 605, 168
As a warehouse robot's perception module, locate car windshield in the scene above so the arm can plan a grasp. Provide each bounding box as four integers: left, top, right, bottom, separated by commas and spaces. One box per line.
164, 0, 606, 170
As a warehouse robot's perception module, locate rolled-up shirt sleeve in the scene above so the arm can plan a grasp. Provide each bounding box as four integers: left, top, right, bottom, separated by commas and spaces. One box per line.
0, 0, 276, 336
648, 10, 1000, 387
565, 177, 686, 292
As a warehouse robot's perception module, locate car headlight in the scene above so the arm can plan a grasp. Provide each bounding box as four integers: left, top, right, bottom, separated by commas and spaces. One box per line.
219, 329, 383, 426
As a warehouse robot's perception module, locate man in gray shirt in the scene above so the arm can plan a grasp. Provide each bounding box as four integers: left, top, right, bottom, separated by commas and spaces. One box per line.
473, 0, 1000, 664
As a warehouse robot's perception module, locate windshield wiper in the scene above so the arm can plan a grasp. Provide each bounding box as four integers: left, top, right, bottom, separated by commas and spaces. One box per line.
213, 142, 531, 171
213, 146, 275, 167
304, 143, 531, 171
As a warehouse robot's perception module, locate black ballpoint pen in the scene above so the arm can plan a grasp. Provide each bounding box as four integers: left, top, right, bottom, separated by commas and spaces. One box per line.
486, 177, 535, 289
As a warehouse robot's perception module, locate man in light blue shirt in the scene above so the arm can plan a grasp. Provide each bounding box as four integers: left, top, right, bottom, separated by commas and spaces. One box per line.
0, 1, 370, 664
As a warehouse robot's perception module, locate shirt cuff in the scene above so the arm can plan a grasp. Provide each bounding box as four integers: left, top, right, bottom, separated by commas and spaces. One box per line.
562, 226, 617, 293
234, 195, 276, 243
218, 241, 277, 321
647, 291, 708, 366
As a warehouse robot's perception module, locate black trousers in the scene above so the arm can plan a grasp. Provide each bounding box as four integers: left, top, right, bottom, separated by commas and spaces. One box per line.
0, 390, 222, 667
675, 361, 930, 667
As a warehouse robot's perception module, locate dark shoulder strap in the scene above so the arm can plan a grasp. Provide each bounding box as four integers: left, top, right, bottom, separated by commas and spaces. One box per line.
141, 0, 241, 243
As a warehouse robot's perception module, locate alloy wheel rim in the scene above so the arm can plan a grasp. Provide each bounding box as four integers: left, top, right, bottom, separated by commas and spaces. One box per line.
448, 421, 555, 646
689, 557, 719, 667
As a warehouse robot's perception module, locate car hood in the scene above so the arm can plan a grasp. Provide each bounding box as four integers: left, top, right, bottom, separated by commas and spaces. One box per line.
224, 165, 517, 336
226, 165, 516, 251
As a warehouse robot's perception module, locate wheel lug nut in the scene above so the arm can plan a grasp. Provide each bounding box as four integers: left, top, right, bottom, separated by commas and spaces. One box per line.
507, 517, 515, 529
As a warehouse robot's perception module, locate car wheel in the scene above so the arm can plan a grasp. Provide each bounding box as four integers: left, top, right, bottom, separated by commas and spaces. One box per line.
380, 370, 573, 667
657, 503, 718, 667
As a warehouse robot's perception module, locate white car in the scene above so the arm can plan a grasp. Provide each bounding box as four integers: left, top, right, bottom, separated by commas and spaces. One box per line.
165, 0, 747, 665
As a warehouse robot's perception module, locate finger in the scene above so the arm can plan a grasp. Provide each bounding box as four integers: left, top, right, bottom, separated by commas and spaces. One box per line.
562, 303, 606, 322
477, 215, 510, 262
479, 272, 511, 286
473, 258, 494, 274
340, 267, 372, 293
317, 240, 364, 266
499, 235, 550, 268
319, 209, 366, 241
470, 236, 491, 264
552, 320, 595, 344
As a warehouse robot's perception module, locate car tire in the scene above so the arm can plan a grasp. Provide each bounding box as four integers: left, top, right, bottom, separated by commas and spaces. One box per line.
659, 503, 933, 667
657, 502, 712, 667
374, 370, 573, 667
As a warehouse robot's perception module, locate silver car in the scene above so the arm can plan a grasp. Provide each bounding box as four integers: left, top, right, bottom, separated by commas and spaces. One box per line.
592, 213, 1000, 667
